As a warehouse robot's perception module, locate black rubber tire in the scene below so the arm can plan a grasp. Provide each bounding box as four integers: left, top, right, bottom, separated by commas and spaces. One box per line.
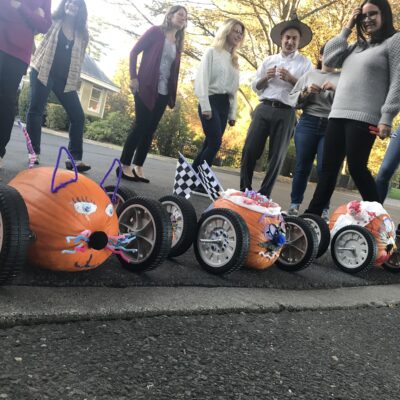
382, 253, 400, 273
275, 215, 318, 272
331, 225, 377, 274
116, 196, 172, 272
194, 208, 250, 275
104, 185, 137, 209
300, 213, 331, 258
159, 195, 197, 258
382, 232, 400, 273
0, 184, 31, 285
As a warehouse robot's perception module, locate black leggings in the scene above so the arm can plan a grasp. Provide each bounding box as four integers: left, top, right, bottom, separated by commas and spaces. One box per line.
0, 51, 27, 158
306, 118, 379, 215
120, 93, 168, 166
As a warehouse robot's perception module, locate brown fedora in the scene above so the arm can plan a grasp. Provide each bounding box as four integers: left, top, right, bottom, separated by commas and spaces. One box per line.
270, 16, 313, 49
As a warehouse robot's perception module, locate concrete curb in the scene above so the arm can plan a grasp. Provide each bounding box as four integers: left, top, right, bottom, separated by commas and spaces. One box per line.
1, 285, 400, 327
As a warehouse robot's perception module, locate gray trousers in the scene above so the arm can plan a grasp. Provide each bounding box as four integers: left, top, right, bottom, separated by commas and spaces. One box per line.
240, 102, 296, 197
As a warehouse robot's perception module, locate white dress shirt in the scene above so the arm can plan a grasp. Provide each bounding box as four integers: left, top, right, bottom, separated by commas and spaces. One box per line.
252, 51, 312, 106
195, 47, 240, 120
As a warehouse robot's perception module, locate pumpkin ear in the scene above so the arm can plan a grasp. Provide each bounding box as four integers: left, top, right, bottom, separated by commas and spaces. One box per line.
100, 158, 122, 204
51, 146, 78, 193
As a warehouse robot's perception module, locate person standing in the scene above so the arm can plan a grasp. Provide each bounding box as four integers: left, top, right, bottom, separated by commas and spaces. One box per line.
305, 0, 400, 216
26, 0, 90, 172
0, 0, 52, 168
375, 126, 400, 203
119, 5, 187, 182
240, 17, 312, 197
286, 45, 340, 220
192, 19, 245, 195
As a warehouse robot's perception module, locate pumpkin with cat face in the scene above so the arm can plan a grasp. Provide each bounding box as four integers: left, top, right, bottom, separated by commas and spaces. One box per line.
9, 167, 119, 271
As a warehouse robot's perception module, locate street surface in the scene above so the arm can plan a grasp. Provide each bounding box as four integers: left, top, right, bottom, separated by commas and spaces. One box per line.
0, 307, 399, 399
2, 126, 400, 290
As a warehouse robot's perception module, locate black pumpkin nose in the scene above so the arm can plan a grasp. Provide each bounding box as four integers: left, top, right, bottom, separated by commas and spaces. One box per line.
88, 231, 109, 250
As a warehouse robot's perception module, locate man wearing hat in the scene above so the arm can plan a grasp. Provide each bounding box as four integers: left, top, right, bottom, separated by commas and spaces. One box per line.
240, 17, 313, 197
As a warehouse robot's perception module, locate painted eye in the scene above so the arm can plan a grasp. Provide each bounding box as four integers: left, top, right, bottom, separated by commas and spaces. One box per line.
74, 202, 97, 215
105, 203, 114, 217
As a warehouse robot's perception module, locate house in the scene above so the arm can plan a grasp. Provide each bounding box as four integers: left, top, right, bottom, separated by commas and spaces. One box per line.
78, 54, 119, 118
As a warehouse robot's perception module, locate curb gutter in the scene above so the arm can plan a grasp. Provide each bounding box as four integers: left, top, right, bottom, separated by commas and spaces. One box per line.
1, 285, 400, 327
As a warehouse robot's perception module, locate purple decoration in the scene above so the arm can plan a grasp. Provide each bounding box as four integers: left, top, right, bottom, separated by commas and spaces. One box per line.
100, 159, 122, 204
51, 147, 78, 193
18, 120, 37, 169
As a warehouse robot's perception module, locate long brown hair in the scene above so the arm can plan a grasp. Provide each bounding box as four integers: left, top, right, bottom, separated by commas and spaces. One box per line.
52, 0, 89, 41
160, 5, 187, 52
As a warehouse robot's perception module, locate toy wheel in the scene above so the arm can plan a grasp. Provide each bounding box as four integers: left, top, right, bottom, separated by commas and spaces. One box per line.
382, 231, 400, 273
0, 184, 31, 285
116, 197, 172, 272
382, 251, 400, 273
331, 225, 377, 274
300, 213, 331, 258
194, 208, 250, 275
159, 195, 197, 258
275, 215, 318, 272
104, 185, 137, 210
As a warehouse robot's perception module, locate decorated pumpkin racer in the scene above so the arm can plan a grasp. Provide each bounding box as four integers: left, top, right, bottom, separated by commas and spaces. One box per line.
0, 147, 171, 285
154, 156, 320, 275
329, 200, 396, 273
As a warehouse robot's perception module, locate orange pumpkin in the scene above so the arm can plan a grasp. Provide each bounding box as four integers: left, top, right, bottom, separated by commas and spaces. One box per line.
330, 202, 396, 266
9, 167, 119, 271
214, 195, 284, 270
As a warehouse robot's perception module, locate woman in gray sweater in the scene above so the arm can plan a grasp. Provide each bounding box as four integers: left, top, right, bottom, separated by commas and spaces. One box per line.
287, 45, 340, 220
305, 0, 400, 216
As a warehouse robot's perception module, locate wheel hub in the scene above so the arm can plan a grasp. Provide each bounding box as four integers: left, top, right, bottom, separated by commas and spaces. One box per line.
198, 215, 236, 268
335, 231, 368, 268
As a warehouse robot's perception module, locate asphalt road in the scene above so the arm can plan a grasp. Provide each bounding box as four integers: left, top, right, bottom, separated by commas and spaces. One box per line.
3, 127, 400, 290
0, 307, 399, 400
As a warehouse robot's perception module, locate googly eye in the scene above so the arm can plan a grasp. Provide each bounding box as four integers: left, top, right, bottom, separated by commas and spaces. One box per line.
105, 203, 114, 217
74, 202, 97, 215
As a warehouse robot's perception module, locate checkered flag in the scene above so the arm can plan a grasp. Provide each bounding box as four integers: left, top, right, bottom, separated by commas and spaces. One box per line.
173, 153, 202, 199
198, 161, 224, 200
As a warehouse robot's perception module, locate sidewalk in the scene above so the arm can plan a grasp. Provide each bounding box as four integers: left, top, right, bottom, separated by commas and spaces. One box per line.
2, 285, 400, 327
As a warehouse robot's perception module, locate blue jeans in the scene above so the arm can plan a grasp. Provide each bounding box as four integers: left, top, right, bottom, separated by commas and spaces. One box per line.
291, 113, 329, 207
376, 126, 400, 203
192, 94, 229, 171
26, 69, 85, 160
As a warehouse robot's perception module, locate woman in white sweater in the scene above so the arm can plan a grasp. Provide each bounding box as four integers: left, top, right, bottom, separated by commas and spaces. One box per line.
192, 18, 245, 191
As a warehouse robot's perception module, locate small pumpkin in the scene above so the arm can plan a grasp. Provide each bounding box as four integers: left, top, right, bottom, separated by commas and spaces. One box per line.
330, 201, 396, 266
214, 190, 285, 269
9, 167, 119, 271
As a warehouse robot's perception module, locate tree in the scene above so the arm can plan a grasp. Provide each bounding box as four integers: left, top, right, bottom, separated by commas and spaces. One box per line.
105, 59, 135, 117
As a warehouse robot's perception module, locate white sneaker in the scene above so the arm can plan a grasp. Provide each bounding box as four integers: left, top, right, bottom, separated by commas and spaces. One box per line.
321, 209, 330, 223
286, 205, 299, 216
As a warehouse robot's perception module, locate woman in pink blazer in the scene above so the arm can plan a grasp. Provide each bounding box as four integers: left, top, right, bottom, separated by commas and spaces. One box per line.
0, 0, 52, 167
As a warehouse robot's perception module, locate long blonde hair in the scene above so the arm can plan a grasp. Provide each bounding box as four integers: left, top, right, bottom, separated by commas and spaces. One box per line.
213, 19, 245, 69
161, 5, 187, 52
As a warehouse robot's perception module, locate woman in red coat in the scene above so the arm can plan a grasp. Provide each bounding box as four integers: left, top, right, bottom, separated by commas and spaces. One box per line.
0, 0, 52, 168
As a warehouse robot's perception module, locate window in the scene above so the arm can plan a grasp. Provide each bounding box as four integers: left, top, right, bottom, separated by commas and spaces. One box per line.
88, 86, 102, 113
